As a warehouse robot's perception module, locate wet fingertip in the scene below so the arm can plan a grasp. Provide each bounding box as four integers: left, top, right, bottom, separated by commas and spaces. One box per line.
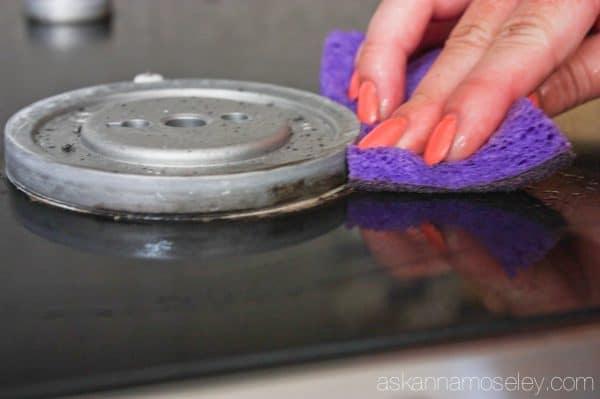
394, 127, 418, 151
378, 97, 395, 121
395, 135, 415, 152
445, 140, 470, 162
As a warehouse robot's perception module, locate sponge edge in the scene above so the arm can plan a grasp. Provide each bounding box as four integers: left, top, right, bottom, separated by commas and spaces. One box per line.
320, 31, 575, 193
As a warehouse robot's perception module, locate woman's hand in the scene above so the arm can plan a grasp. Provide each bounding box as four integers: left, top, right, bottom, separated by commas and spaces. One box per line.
354, 0, 600, 165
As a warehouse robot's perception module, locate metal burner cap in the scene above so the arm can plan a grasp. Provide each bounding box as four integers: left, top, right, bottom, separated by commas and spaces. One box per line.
4, 78, 359, 217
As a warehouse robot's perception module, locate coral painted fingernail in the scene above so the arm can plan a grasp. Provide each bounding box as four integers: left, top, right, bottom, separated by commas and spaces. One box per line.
419, 223, 447, 253
348, 71, 360, 100
423, 114, 457, 166
357, 118, 407, 149
357, 80, 379, 125
528, 92, 540, 108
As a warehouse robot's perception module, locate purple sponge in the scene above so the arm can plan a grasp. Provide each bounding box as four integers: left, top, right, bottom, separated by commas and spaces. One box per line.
320, 31, 575, 192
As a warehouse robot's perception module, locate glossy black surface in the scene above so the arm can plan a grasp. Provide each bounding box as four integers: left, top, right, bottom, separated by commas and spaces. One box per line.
1, 1, 599, 398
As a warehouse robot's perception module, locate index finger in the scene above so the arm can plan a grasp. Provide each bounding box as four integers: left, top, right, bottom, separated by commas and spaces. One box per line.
356, 0, 471, 120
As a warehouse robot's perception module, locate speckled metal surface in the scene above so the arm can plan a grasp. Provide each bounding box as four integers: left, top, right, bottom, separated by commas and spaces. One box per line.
5, 79, 358, 215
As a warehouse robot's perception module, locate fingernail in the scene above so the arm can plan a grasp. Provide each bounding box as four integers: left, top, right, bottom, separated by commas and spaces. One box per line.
419, 223, 447, 253
357, 80, 379, 125
348, 71, 360, 100
423, 114, 457, 166
357, 118, 407, 149
528, 92, 540, 109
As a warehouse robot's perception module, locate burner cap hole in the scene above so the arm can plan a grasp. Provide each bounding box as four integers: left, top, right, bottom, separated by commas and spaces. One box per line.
164, 114, 207, 128
122, 119, 151, 128
221, 112, 250, 122
107, 119, 151, 128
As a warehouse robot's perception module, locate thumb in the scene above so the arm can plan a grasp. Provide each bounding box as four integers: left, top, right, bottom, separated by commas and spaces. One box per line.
535, 34, 600, 117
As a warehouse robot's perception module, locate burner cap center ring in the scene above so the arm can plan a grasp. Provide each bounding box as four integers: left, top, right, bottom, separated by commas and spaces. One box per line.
81, 96, 292, 166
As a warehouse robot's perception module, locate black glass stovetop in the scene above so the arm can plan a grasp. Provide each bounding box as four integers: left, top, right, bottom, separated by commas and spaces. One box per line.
1, 1, 599, 398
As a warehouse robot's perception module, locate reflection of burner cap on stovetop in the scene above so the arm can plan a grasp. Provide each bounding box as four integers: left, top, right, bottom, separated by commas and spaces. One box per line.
24, 0, 112, 24
9, 186, 346, 260
4, 77, 359, 219
26, 18, 112, 50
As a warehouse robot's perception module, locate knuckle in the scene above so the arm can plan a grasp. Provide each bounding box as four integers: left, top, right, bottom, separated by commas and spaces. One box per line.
446, 22, 494, 51
571, 57, 594, 95
556, 55, 594, 107
496, 12, 553, 49
550, 65, 581, 111
572, 52, 598, 93
567, 66, 587, 104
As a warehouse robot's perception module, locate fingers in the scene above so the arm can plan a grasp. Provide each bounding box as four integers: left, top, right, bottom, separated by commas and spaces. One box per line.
359, 0, 600, 166
353, 0, 473, 123
534, 33, 600, 116
443, 0, 600, 161
354, 0, 435, 123
393, 0, 520, 153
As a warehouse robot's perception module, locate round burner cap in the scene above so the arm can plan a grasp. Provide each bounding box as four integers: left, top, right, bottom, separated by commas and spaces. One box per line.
4, 78, 359, 217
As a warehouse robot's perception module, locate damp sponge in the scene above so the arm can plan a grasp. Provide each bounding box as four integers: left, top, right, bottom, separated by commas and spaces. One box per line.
320, 31, 575, 192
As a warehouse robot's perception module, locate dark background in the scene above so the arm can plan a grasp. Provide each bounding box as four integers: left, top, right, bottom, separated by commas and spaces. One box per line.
1, 1, 599, 398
